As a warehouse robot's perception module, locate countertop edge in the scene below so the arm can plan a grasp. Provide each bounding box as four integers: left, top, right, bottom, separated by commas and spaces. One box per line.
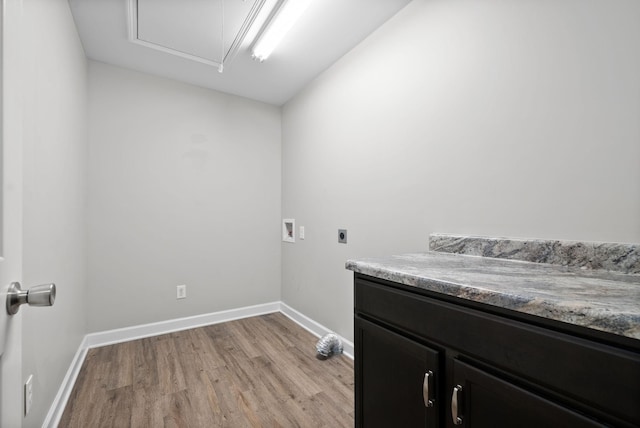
345, 255, 640, 341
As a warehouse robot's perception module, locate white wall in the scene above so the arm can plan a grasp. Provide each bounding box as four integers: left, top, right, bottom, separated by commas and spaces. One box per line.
281, 0, 640, 342
21, 0, 88, 427
87, 62, 282, 332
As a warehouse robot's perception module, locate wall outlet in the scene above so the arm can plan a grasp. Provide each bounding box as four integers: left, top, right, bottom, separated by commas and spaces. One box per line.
25, 375, 33, 416
176, 284, 186, 299
338, 229, 347, 244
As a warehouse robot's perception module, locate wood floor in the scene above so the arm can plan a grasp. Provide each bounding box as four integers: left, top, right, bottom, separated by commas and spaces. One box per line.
59, 313, 354, 427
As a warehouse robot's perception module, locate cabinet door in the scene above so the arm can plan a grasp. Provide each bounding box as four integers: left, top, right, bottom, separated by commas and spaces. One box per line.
450, 359, 605, 428
355, 317, 440, 428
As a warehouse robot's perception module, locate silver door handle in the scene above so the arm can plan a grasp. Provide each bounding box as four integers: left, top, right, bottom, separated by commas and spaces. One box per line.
6, 282, 56, 315
451, 384, 463, 425
423, 371, 434, 407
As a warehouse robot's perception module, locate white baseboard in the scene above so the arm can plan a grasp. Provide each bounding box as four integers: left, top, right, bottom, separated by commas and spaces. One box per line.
42, 336, 88, 428
280, 302, 354, 359
85, 301, 281, 348
43, 301, 353, 428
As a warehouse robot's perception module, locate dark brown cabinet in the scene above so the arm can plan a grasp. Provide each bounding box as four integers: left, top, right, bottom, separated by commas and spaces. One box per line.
356, 317, 441, 427
451, 359, 602, 427
354, 273, 640, 428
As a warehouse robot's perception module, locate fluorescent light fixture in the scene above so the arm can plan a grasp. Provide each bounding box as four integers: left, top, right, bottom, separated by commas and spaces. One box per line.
252, 0, 314, 62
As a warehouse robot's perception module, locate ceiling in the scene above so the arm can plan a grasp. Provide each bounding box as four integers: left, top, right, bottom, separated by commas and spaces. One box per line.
69, 0, 411, 106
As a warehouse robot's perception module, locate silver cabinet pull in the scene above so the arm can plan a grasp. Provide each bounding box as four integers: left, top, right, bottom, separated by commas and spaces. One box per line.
423, 371, 434, 407
451, 384, 463, 425
6, 282, 56, 315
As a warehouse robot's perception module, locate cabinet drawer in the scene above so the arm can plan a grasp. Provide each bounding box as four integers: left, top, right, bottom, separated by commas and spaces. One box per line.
355, 276, 640, 427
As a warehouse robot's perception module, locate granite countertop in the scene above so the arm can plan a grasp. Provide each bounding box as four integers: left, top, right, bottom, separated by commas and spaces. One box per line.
346, 251, 640, 340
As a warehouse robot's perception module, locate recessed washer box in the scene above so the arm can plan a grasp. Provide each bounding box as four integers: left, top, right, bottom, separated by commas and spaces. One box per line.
283, 219, 295, 243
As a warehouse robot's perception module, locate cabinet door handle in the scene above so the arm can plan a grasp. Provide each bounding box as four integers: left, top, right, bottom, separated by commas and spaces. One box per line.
451, 384, 463, 425
423, 371, 434, 407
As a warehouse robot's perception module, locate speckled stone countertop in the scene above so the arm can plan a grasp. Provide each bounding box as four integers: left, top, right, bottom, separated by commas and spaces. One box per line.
346, 251, 640, 340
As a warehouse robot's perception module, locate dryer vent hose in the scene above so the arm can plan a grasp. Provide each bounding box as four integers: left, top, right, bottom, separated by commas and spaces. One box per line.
316, 333, 343, 360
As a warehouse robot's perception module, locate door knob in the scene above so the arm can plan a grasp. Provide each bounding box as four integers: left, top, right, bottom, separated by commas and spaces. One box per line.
6, 282, 56, 315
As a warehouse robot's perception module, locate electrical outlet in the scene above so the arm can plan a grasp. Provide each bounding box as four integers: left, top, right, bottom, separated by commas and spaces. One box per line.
338, 229, 347, 244
25, 375, 33, 416
176, 284, 186, 299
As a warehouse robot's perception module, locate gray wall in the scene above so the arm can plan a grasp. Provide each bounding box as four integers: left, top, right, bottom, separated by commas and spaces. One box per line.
86, 62, 282, 332
21, 0, 88, 426
281, 0, 640, 342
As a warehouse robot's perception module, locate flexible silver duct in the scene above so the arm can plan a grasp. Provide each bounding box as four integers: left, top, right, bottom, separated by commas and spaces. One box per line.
316, 333, 343, 359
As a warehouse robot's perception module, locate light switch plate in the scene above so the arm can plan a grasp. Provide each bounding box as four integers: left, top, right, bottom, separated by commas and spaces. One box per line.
177, 284, 186, 299
25, 375, 33, 415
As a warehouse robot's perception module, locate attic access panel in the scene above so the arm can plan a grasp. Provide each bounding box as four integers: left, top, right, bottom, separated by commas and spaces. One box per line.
129, 0, 267, 67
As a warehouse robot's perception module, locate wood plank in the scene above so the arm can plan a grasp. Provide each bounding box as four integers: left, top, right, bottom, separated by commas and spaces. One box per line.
59, 313, 354, 427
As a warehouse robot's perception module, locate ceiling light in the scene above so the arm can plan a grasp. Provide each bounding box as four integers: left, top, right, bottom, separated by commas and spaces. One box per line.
252, 0, 313, 62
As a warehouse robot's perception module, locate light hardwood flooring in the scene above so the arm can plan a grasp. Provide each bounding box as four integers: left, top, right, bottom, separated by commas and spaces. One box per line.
59, 313, 354, 427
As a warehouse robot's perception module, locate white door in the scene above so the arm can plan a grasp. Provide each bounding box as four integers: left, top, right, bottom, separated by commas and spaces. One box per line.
1, 0, 24, 426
